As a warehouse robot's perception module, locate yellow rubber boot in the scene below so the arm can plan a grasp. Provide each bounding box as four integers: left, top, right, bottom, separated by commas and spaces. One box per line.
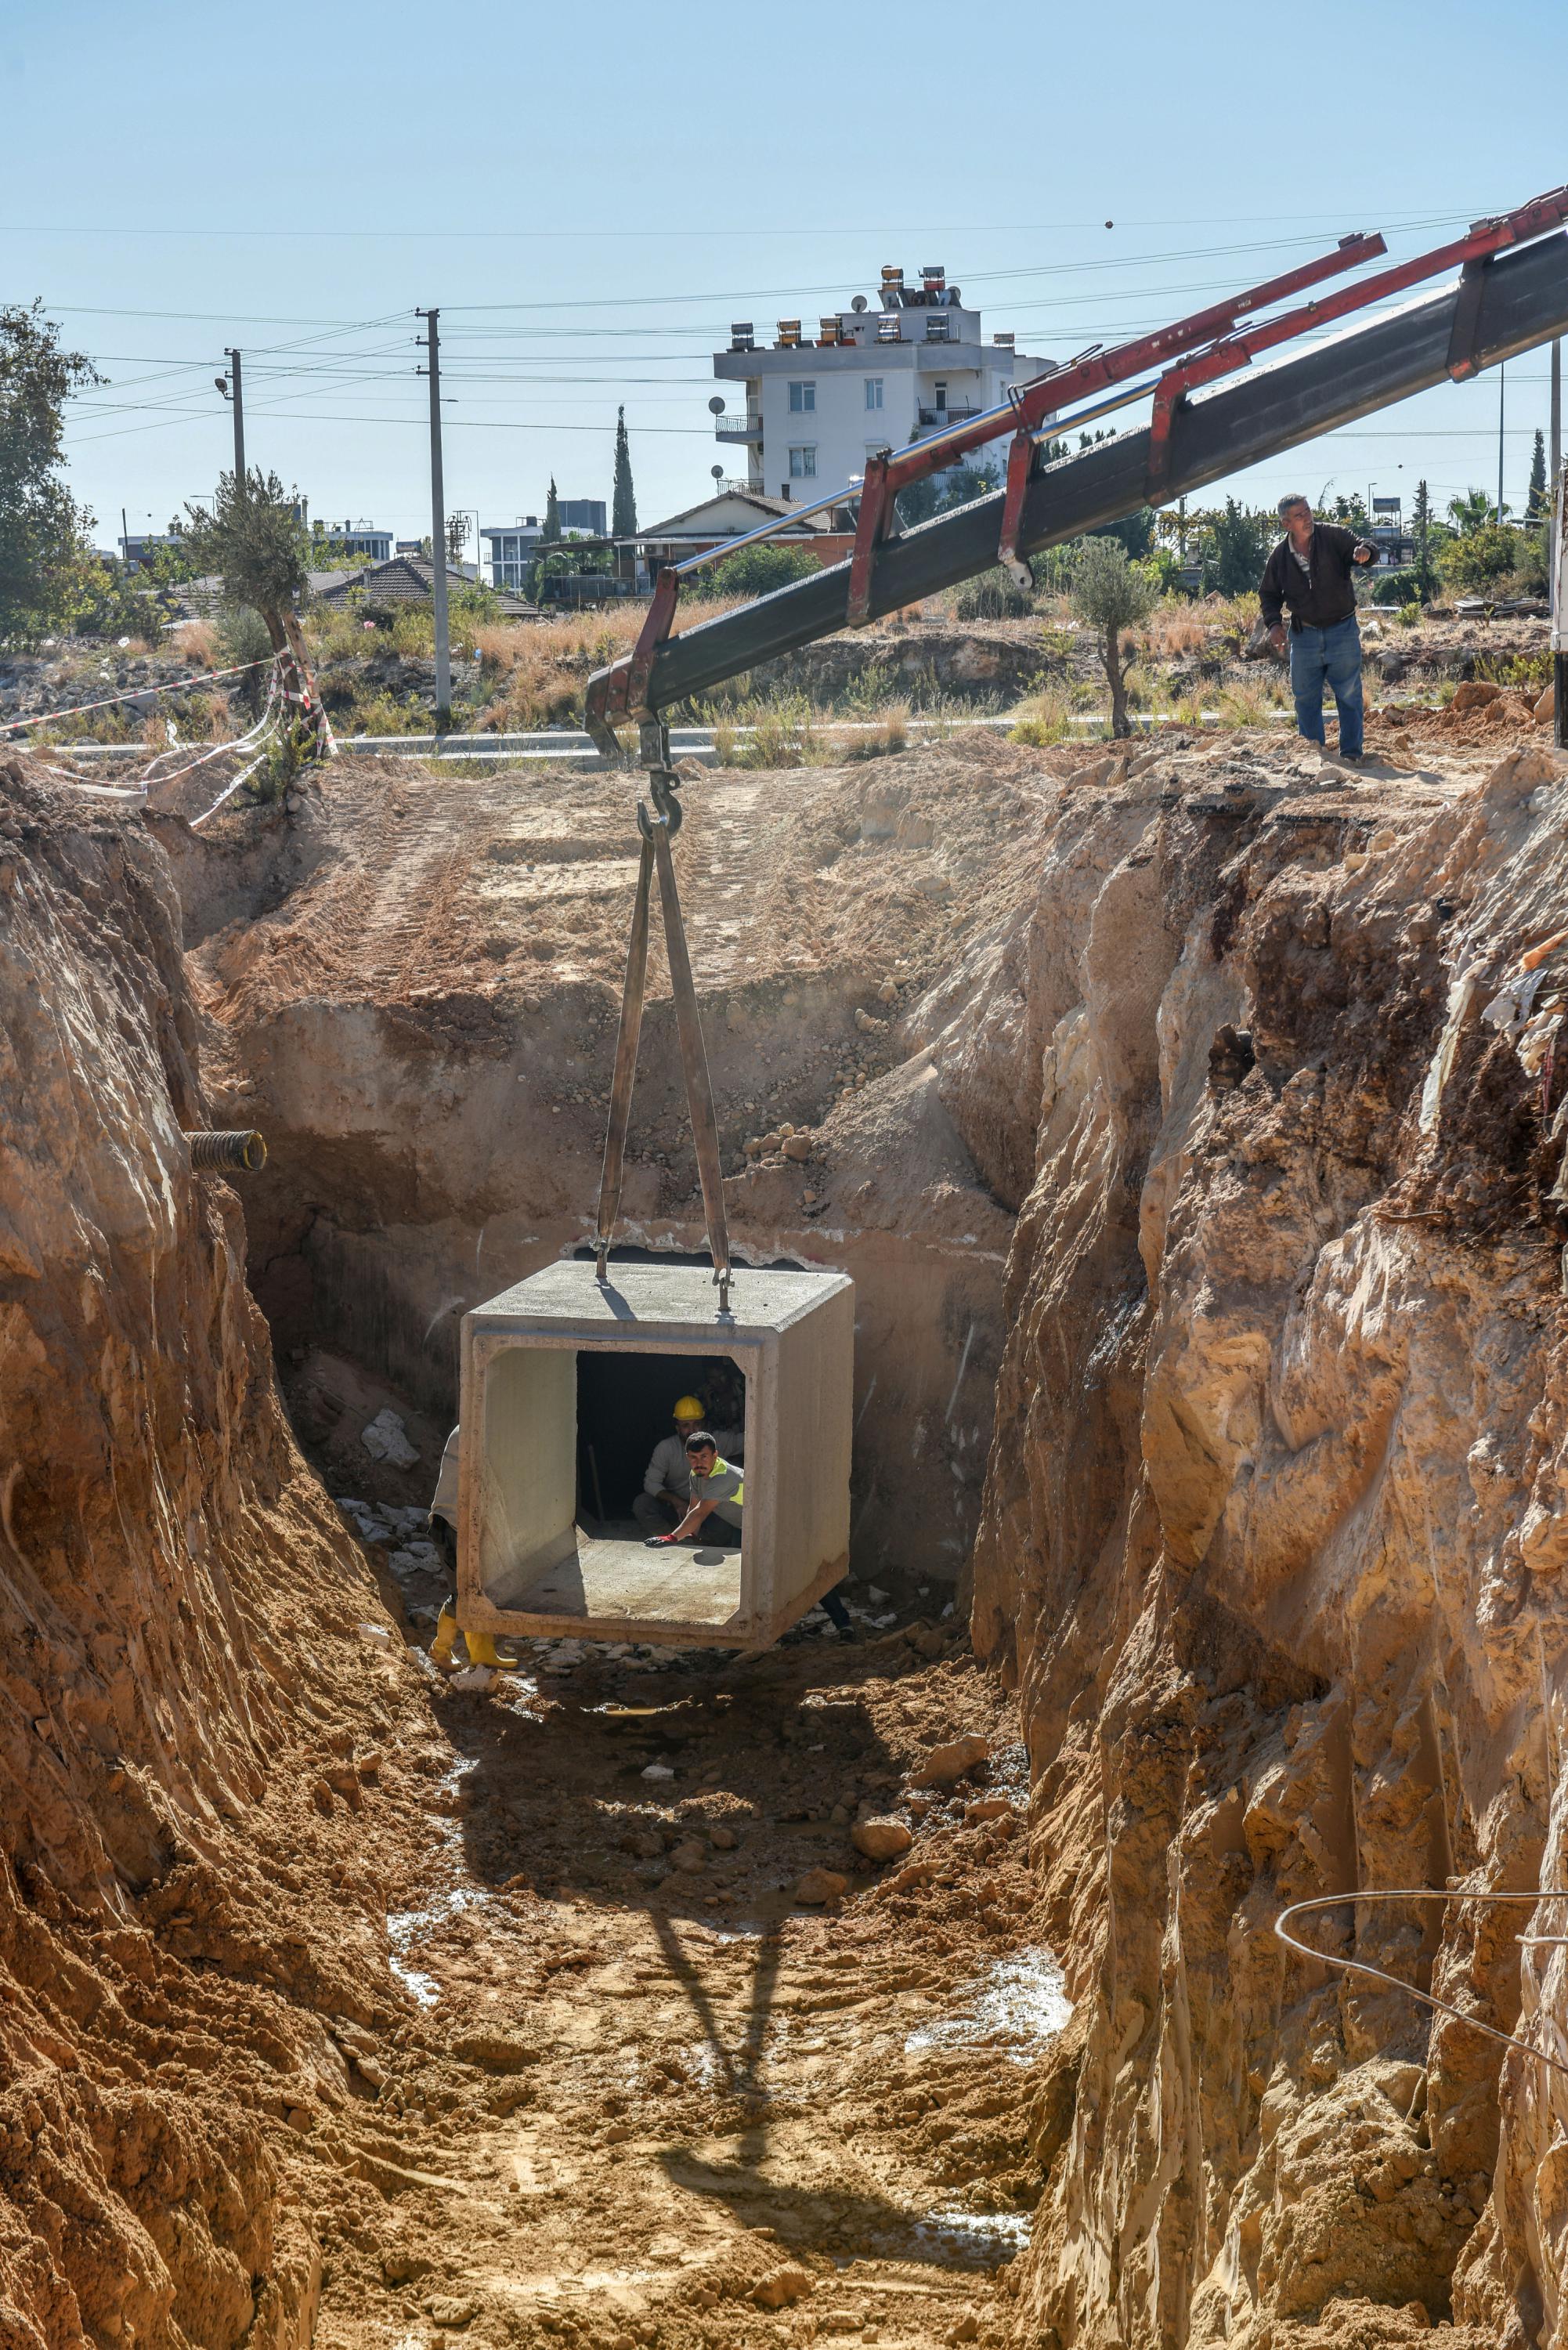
431, 1603, 457, 1667
465, 1628, 503, 1668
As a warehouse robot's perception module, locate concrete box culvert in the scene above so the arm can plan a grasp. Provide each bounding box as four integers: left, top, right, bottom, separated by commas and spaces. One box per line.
458, 1259, 853, 1650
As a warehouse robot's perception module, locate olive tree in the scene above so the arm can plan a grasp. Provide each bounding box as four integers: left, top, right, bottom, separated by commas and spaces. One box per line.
1069, 537, 1158, 737
177, 468, 310, 653
0, 303, 99, 636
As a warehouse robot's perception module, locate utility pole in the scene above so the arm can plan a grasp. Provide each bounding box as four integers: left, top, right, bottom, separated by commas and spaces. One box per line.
1498, 359, 1506, 525
224, 347, 245, 485
416, 307, 451, 721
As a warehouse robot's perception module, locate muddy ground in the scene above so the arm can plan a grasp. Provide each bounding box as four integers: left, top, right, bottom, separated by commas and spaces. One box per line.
294, 1620, 1049, 2350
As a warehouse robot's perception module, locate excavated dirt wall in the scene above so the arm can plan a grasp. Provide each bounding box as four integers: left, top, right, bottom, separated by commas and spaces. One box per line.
0, 761, 434, 2350
966, 728, 1568, 2345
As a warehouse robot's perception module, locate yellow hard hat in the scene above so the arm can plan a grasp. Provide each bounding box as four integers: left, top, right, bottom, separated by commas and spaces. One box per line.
673, 1395, 704, 1422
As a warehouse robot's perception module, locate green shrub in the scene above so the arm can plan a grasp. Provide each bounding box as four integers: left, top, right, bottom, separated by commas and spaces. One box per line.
1396, 602, 1422, 629
1437, 522, 1521, 592
1370, 566, 1420, 606
699, 544, 821, 599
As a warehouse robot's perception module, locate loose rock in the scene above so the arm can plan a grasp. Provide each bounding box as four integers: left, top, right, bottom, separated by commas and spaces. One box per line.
752, 2266, 815, 2308
851, 1817, 913, 1860
910, 1732, 991, 1787
795, 1867, 850, 1905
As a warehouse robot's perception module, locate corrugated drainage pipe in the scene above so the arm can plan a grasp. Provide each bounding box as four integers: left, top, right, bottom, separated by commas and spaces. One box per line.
185, 1130, 268, 1173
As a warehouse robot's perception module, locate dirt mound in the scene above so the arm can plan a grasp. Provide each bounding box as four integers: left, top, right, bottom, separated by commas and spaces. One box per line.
0, 759, 435, 2350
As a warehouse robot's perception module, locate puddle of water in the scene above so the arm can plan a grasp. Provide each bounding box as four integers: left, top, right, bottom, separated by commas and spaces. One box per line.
904, 1946, 1071, 2066
912, 2208, 1031, 2265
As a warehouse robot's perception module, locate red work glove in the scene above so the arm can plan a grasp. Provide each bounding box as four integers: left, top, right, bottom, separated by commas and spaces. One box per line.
645, 1535, 677, 1548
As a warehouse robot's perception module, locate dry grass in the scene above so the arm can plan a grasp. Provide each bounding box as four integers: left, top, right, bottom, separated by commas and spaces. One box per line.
175, 620, 219, 668
1010, 689, 1086, 747
1214, 679, 1281, 728
1143, 602, 1212, 657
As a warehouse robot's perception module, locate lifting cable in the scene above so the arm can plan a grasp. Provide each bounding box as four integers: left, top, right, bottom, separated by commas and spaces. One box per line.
593, 724, 732, 1316
1274, 1889, 1568, 2081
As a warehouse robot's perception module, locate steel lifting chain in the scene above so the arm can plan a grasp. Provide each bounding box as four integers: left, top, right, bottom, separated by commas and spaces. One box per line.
593, 724, 733, 1315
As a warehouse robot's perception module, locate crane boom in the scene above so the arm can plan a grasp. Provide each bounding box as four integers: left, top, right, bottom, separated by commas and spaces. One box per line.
586, 197, 1568, 748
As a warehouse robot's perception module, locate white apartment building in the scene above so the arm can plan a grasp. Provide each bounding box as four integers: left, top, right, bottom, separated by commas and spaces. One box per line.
710, 266, 1053, 507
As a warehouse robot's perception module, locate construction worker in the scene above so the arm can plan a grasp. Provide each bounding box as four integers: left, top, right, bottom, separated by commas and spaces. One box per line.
644, 1430, 744, 1549
1259, 494, 1378, 764
425, 1424, 504, 1670
633, 1394, 742, 1539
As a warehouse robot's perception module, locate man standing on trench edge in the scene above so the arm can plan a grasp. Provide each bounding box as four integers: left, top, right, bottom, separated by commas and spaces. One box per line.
1259, 494, 1378, 763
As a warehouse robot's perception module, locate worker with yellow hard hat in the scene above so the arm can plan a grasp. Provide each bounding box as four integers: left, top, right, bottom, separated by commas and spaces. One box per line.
632, 1393, 742, 1540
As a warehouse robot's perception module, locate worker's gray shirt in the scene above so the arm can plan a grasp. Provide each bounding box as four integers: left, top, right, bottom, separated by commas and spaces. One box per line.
643, 1428, 742, 1495
688, 1458, 744, 1529
431, 1425, 461, 1528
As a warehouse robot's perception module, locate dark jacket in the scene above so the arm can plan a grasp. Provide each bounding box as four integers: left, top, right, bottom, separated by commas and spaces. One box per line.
1259, 523, 1372, 631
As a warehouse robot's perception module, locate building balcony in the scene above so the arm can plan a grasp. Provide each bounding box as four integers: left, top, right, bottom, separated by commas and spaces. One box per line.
915, 403, 985, 432
714, 411, 764, 443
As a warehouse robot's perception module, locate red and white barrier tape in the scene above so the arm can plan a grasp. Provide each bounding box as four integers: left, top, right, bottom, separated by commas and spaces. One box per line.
2, 657, 273, 737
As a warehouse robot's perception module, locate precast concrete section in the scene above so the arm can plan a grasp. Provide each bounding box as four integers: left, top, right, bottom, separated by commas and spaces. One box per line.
458, 1259, 853, 1649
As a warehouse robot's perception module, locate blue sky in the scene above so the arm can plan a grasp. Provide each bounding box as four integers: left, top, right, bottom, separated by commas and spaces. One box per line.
5, 0, 1566, 555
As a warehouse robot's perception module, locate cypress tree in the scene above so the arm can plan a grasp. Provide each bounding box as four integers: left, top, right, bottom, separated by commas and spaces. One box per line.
612, 407, 638, 537
1528, 428, 1548, 519
543, 478, 562, 543
1411, 478, 1434, 600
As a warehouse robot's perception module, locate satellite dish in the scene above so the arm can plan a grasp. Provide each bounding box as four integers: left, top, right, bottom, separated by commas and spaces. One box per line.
851, 295, 869, 313
708, 394, 725, 414
711, 464, 724, 480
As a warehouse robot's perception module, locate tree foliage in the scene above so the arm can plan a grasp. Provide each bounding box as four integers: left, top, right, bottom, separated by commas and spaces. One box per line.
894, 461, 999, 528
1209, 499, 1274, 596
1447, 486, 1500, 534
0, 302, 99, 637
612, 407, 638, 539
1438, 521, 1522, 591
1069, 537, 1158, 738
543, 478, 562, 543
1528, 428, 1549, 520
700, 543, 822, 598
176, 469, 310, 641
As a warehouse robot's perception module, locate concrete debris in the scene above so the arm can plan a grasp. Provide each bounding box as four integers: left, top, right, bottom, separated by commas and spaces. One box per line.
449, 1665, 495, 1694
360, 1407, 420, 1467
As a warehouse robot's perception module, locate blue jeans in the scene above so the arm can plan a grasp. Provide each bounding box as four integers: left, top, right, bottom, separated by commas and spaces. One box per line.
1289, 615, 1364, 757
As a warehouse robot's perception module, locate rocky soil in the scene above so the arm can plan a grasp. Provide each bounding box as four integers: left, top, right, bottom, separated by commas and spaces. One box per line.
14, 670, 1568, 2350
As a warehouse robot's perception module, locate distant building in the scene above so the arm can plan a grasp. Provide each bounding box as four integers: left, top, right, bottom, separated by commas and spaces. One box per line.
636, 487, 851, 584
314, 519, 393, 562
481, 506, 610, 588
313, 553, 530, 613
482, 519, 544, 589
712, 266, 1053, 507
119, 533, 179, 571
558, 497, 607, 536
